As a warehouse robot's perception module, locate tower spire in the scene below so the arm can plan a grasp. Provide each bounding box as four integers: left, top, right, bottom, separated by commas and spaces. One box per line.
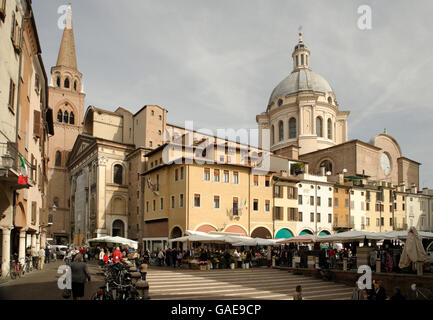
291, 31, 310, 71
56, 4, 77, 70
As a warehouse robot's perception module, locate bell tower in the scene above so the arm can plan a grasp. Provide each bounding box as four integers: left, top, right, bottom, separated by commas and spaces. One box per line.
47, 4, 85, 244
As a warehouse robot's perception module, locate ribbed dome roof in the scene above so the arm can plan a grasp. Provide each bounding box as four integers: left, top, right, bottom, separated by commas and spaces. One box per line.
268, 68, 333, 106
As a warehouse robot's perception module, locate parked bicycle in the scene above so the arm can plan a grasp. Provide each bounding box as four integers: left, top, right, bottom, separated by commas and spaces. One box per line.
24, 256, 33, 274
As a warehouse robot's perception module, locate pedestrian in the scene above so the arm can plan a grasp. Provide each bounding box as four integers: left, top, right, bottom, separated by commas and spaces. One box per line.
112, 247, 122, 263
390, 287, 405, 301
329, 248, 336, 269
351, 281, 367, 300
70, 254, 91, 300
45, 247, 50, 264
103, 250, 110, 264
374, 280, 387, 301
293, 285, 303, 300
64, 249, 72, 265
176, 250, 183, 268
157, 249, 165, 266
233, 249, 241, 268
31, 246, 38, 269
38, 246, 45, 270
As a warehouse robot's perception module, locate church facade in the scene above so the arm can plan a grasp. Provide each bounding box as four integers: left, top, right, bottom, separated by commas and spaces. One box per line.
257, 33, 420, 190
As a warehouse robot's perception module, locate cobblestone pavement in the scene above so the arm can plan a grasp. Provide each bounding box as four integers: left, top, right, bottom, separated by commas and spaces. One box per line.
146, 267, 355, 300
0, 259, 104, 300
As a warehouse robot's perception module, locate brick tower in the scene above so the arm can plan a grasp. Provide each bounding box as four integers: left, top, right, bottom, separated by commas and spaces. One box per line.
47, 5, 85, 244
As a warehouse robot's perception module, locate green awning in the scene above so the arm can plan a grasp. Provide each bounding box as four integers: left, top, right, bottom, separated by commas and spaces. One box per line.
299, 230, 313, 236
319, 231, 330, 236
275, 229, 294, 239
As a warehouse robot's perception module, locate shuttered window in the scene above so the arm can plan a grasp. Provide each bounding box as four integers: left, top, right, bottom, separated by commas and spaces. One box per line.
33, 110, 41, 137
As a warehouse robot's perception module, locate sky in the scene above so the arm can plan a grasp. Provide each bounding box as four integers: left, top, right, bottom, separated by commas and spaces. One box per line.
33, 0, 433, 188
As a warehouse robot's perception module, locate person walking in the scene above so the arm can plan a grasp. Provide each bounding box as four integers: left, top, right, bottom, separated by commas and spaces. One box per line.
70, 254, 91, 300
45, 247, 50, 264
64, 249, 72, 266
38, 247, 45, 270
293, 285, 303, 300
103, 250, 110, 264
31, 246, 39, 269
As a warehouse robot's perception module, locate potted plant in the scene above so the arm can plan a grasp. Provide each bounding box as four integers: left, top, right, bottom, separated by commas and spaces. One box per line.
291, 162, 305, 175
198, 261, 208, 271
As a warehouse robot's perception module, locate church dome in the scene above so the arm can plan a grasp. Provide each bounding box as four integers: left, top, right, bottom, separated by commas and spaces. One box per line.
268, 68, 334, 106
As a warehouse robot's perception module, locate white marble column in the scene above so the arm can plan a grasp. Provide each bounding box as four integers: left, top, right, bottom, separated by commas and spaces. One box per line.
1, 228, 11, 278
36, 232, 41, 251
18, 229, 26, 265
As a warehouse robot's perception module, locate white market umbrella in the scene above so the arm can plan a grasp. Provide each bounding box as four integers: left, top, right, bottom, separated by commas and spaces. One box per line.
87, 236, 138, 249
276, 234, 320, 244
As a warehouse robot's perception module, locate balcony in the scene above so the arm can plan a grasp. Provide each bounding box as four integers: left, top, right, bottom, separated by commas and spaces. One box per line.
0, 142, 30, 189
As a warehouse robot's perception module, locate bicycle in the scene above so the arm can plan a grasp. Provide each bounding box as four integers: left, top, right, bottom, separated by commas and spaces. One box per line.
10, 257, 23, 280
411, 283, 433, 300
24, 256, 33, 274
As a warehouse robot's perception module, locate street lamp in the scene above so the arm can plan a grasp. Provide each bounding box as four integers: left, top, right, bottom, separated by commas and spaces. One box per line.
2, 152, 14, 169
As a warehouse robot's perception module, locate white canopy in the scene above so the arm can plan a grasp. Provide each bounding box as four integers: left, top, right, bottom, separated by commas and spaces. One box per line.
276, 234, 321, 244
87, 236, 138, 249
169, 230, 279, 246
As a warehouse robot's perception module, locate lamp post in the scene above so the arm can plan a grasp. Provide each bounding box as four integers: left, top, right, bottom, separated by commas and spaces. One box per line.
2, 152, 14, 170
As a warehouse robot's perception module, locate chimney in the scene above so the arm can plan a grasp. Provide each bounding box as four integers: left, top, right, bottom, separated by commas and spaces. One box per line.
281, 170, 288, 177
399, 183, 406, 192
411, 183, 418, 194
338, 173, 344, 184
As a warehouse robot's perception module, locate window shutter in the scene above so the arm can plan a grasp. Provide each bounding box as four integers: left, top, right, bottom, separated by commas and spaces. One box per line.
33, 110, 41, 137
294, 187, 298, 199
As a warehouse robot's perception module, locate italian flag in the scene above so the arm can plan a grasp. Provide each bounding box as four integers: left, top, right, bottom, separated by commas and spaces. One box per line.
17, 154, 28, 185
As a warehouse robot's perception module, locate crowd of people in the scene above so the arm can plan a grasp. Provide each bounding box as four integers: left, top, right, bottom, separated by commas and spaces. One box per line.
24, 245, 58, 271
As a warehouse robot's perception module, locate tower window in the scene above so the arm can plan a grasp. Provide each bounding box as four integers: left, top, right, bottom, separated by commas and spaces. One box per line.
278, 99, 283, 107
57, 109, 63, 123
63, 110, 69, 123
316, 117, 323, 137
328, 96, 332, 104
74, 81, 77, 91
296, 55, 299, 67
327, 118, 332, 139
70, 112, 75, 125
55, 151, 61, 166
56, 77, 60, 87
289, 117, 297, 139
113, 164, 123, 184
64, 77, 70, 88
278, 120, 284, 142
301, 54, 304, 65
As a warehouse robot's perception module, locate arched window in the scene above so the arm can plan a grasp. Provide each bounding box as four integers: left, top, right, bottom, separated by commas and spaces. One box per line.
63, 110, 69, 123
113, 164, 123, 184
289, 118, 297, 139
55, 151, 61, 166
64, 77, 70, 88
74, 81, 77, 91
69, 112, 75, 125
278, 121, 284, 142
327, 118, 332, 139
56, 77, 60, 87
271, 125, 275, 145
320, 160, 333, 174
57, 109, 63, 123
328, 96, 333, 104
316, 117, 323, 137
53, 197, 59, 207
